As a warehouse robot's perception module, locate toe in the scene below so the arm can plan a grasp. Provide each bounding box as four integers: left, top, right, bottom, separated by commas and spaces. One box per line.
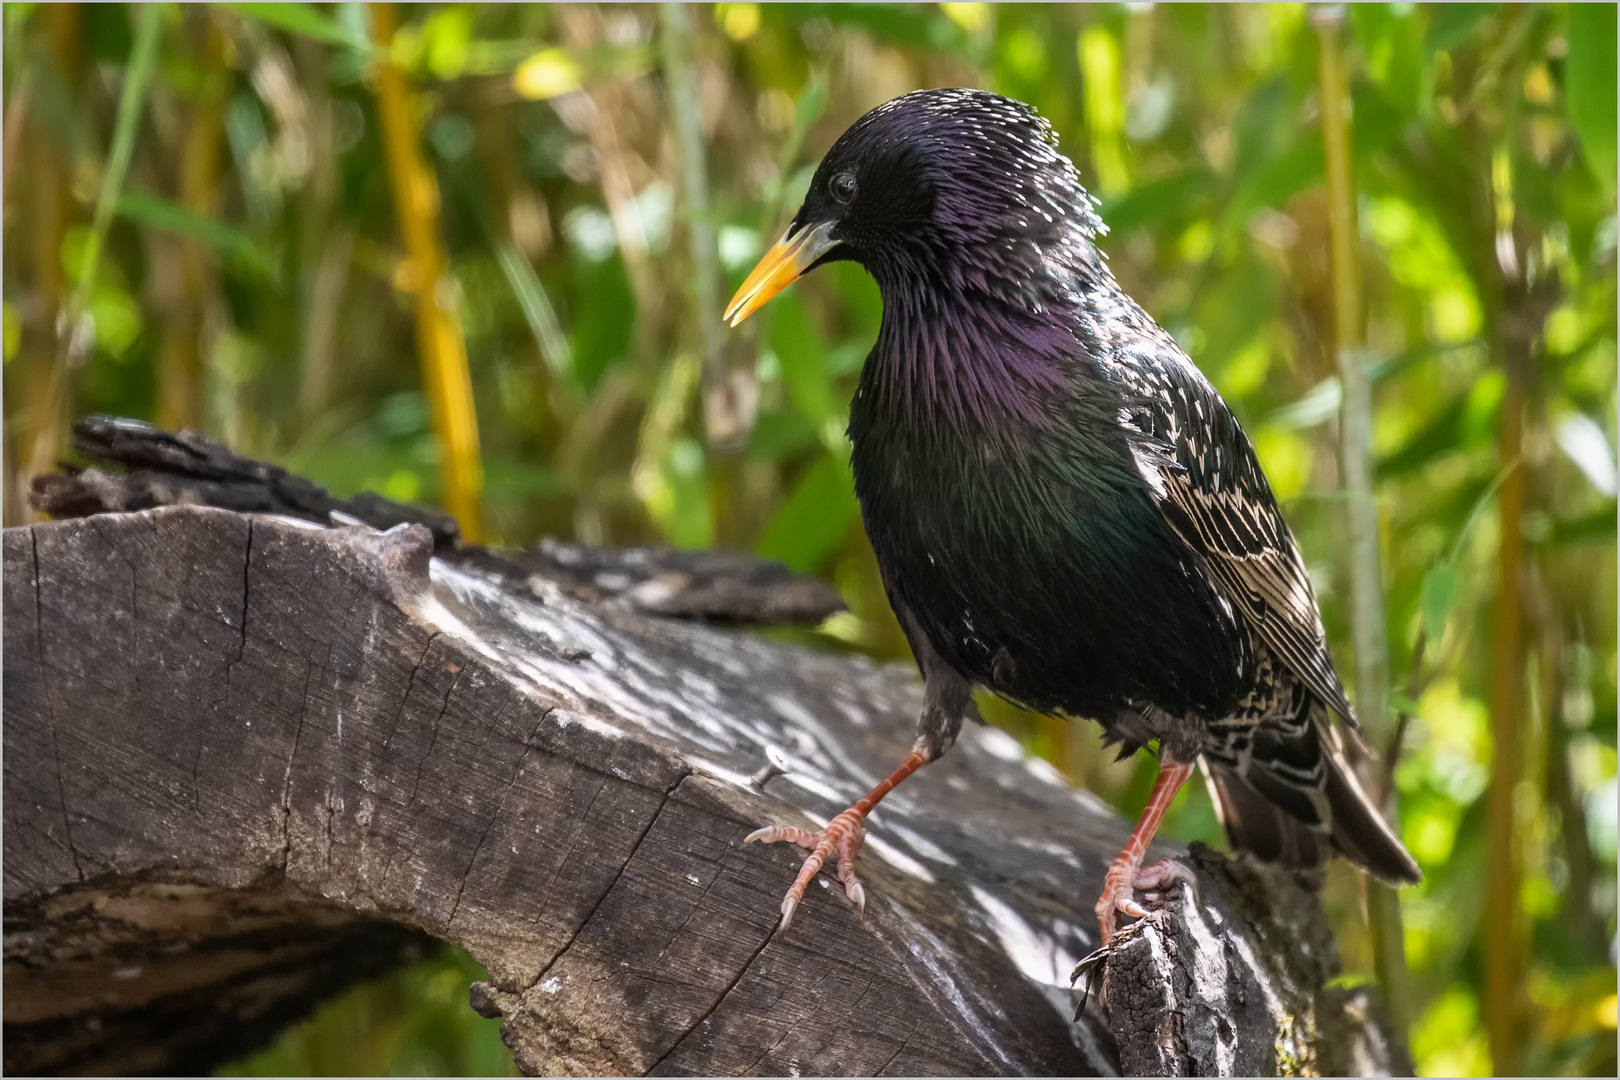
835, 852, 865, 915
1134, 859, 1195, 892
747, 811, 876, 934
1118, 896, 1150, 920
746, 824, 824, 850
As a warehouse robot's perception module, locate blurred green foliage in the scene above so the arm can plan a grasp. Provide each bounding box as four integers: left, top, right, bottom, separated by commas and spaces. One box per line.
3, 3, 1614, 1076
219, 946, 519, 1076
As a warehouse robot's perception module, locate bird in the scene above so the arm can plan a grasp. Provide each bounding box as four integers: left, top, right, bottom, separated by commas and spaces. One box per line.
723, 88, 1420, 947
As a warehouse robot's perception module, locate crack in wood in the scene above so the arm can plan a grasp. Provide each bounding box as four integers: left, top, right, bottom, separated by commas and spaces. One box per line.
278, 661, 315, 870
522, 767, 694, 996
235, 519, 252, 663
738, 965, 881, 1075
526, 771, 610, 939
383, 631, 442, 751
874, 1021, 919, 1077
645, 906, 778, 1074
31, 525, 84, 882
398, 666, 462, 816
445, 707, 556, 931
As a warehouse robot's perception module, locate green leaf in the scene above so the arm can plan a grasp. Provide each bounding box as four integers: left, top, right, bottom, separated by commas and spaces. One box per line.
568, 254, 635, 391
1420, 564, 1462, 645
1350, 3, 1424, 116
1230, 76, 1292, 184
747, 409, 819, 462
493, 239, 573, 383
1096, 166, 1214, 235
63, 3, 163, 337
831, 261, 882, 342
1388, 690, 1424, 718
794, 69, 828, 132
226, 3, 373, 52
1351, 82, 1407, 159
1566, 3, 1618, 188
756, 451, 859, 572
1194, 249, 1277, 372
1221, 140, 1323, 238
788, 4, 965, 52
1425, 4, 1494, 54
768, 293, 836, 424
1552, 503, 1620, 547
116, 193, 275, 278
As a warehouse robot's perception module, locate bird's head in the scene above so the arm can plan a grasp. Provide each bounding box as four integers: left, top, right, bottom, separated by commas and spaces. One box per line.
725, 88, 1106, 327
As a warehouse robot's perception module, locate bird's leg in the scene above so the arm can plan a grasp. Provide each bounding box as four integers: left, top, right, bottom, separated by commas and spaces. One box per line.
748, 608, 970, 934
1095, 759, 1196, 945
746, 748, 929, 933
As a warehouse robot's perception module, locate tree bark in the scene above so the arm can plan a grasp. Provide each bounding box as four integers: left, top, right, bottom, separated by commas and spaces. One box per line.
6, 496, 1399, 1075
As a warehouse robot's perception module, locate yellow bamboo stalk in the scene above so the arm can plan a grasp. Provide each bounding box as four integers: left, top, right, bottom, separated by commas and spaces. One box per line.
27, 3, 162, 511
368, 2, 483, 543
16, 3, 82, 523
157, 9, 227, 432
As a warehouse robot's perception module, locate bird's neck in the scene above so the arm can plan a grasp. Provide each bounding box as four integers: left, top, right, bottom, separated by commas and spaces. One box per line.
857, 276, 1075, 437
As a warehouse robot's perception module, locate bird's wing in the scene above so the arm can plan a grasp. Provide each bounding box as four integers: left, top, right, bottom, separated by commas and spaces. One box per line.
1107, 330, 1359, 729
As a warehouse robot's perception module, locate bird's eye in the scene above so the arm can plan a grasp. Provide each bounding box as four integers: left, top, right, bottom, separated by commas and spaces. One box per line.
829, 172, 857, 205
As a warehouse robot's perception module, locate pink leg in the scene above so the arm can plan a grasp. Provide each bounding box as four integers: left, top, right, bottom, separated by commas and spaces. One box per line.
1094, 760, 1195, 945
746, 750, 926, 933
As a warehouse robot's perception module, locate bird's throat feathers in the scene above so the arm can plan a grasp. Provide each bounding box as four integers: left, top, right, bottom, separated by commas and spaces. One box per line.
861, 286, 1080, 435
855, 201, 1119, 438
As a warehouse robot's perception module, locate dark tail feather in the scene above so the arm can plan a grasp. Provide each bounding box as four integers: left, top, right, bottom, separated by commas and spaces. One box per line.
1321, 743, 1422, 884
1203, 760, 1329, 869
1202, 715, 1422, 885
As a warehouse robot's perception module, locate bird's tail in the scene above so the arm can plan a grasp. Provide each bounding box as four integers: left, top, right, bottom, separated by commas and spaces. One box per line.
1317, 726, 1422, 884
1203, 760, 1330, 868
1203, 702, 1421, 885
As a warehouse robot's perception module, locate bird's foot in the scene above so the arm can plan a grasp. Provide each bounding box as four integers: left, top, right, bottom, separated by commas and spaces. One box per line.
744, 807, 867, 933
1135, 858, 1198, 897
1094, 856, 1197, 945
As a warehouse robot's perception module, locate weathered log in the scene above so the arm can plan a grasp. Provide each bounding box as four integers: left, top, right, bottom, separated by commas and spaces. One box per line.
4, 504, 1398, 1076
30, 415, 845, 625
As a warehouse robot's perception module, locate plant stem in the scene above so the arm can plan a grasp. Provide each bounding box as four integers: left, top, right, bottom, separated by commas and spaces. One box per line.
1314, 6, 1412, 1054
2, 73, 29, 229
157, 8, 227, 432
368, 2, 483, 543
658, 2, 724, 406
25, 2, 164, 502
1484, 334, 1527, 1076
660, 1, 750, 546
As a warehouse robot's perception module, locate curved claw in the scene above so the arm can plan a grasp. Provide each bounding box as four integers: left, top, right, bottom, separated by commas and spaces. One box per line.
1095, 856, 1196, 945
746, 824, 821, 849
747, 812, 868, 932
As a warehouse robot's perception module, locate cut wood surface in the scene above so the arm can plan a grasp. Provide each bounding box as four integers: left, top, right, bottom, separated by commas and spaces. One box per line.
4, 502, 1398, 1076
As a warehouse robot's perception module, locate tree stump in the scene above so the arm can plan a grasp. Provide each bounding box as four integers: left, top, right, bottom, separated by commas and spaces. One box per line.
4, 504, 1398, 1076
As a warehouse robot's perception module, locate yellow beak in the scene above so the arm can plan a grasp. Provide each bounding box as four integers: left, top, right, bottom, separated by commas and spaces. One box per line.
723, 221, 839, 327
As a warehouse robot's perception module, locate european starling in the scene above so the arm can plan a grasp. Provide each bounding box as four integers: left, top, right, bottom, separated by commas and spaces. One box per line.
725, 88, 1420, 946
